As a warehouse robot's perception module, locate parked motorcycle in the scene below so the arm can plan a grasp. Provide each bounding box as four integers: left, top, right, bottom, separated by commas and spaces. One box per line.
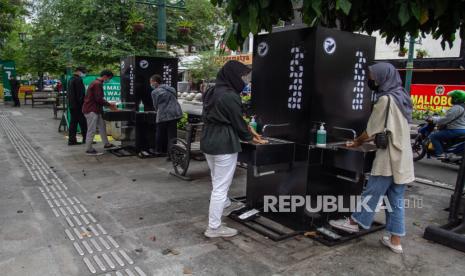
411, 117, 465, 165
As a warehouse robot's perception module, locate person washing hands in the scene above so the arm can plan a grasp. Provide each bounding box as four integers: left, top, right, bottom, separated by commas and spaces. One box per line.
201, 60, 267, 238
82, 70, 118, 156
329, 63, 414, 254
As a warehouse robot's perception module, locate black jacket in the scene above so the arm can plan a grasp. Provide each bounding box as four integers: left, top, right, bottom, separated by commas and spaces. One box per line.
200, 61, 253, 155
68, 75, 86, 109
9, 79, 20, 93
201, 91, 252, 155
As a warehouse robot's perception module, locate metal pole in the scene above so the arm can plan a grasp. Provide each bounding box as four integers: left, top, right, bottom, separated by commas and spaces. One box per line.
156, 0, 167, 55
65, 50, 72, 80
404, 36, 415, 94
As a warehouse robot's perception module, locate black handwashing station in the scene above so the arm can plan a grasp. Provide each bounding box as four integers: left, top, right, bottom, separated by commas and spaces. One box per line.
102, 56, 178, 157
231, 26, 384, 245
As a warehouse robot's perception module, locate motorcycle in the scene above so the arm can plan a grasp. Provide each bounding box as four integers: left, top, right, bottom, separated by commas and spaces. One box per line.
411, 117, 465, 165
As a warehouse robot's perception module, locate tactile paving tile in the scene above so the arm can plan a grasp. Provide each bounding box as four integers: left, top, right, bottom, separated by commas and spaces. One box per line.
0, 114, 147, 275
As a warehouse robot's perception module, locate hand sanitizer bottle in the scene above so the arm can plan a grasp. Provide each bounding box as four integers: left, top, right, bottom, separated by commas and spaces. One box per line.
249, 116, 257, 132
316, 123, 326, 147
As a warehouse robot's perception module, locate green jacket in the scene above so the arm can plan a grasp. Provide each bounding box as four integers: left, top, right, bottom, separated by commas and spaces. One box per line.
200, 92, 253, 155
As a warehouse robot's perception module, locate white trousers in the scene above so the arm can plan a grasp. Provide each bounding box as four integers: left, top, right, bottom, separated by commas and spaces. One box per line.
205, 153, 238, 229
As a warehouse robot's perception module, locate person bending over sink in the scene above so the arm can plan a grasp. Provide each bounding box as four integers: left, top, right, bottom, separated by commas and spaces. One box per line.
329, 62, 414, 254
201, 60, 267, 238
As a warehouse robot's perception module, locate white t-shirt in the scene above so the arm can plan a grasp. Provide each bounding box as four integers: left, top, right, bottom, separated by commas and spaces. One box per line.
366, 96, 415, 184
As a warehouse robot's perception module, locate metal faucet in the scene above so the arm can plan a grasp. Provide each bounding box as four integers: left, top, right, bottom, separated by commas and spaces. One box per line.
332, 126, 357, 140
262, 123, 290, 136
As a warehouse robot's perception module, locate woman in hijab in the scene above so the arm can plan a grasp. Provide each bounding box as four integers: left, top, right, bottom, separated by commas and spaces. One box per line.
329, 62, 414, 254
201, 60, 266, 238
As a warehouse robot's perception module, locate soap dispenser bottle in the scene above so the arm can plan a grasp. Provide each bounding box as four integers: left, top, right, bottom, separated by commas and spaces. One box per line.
249, 116, 257, 132
316, 123, 327, 147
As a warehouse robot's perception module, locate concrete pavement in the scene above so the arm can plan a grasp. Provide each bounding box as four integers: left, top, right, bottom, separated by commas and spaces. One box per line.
1, 105, 465, 276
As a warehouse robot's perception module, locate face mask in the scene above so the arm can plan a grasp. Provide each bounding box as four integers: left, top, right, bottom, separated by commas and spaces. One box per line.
150, 84, 157, 89
367, 79, 379, 91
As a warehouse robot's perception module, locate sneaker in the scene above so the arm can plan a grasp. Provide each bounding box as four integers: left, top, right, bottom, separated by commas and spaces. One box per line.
329, 218, 360, 233
204, 225, 238, 238
86, 149, 104, 156
223, 201, 245, 216
104, 143, 116, 149
380, 236, 403, 254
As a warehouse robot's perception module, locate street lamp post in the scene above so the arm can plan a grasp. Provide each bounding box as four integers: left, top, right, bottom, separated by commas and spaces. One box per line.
136, 0, 185, 55
404, 34, 422, 94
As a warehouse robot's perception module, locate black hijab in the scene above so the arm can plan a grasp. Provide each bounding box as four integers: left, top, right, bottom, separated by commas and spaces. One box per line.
203, 60, 251, 112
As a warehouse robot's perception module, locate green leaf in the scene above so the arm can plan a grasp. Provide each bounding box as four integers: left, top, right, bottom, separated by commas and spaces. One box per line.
311, 0, 322, 17
410, 2, 421, 22
433, 0, 447, 19
336, 0, 352, 15
419, 8, 429, 25
249, 4, 259, 34
398, 3, 410, 26
259, 0, 269, 9
238, 8, 250, 38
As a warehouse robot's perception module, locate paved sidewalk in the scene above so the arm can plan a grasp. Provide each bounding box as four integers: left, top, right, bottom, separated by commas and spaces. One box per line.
1, 105, 465, 276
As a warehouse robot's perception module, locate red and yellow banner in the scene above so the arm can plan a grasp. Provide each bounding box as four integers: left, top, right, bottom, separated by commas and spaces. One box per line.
411, 84, 465, 111
216, 54, 252, 65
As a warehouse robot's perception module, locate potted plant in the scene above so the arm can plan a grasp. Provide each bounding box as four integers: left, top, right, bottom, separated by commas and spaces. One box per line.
127, 10, 145, 33
398, 47, 408, 57
416, 49, 428, 59
177, 21, 194, 35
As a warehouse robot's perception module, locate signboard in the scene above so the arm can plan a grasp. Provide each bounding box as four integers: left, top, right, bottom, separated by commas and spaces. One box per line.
217, 54, 252, 65
66, 75, 121, 130
0, 60, 17, 102
410, 84, 465, 111
82, 75, 121, 101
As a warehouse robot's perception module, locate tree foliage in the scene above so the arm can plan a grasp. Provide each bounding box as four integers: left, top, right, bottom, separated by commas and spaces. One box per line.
212, 0, 465, 49
4, 0, 226, 77
0, 0, 26, 45
188, 52, 222, 82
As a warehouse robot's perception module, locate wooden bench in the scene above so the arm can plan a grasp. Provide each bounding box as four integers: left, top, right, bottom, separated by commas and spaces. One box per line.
24, 90, 34, 105
31, 91, 58, 108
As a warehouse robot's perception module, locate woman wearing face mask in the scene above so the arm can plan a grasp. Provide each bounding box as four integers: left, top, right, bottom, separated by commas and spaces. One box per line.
201, 60, 266, 238
329, 62, 414, 254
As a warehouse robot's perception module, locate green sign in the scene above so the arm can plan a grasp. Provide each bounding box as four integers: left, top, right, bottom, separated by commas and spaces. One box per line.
82, 75, 121, 101
66, 75, 121, 131
0, 60, 17, 102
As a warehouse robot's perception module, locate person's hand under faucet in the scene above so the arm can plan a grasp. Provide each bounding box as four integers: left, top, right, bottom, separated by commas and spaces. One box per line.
248, 125, 268, 144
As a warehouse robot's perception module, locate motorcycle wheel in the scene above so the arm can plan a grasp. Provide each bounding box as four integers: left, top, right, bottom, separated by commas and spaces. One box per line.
412, 135, 427, 161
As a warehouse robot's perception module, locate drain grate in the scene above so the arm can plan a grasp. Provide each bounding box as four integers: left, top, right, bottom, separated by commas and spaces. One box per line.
0, 114, 147, 276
